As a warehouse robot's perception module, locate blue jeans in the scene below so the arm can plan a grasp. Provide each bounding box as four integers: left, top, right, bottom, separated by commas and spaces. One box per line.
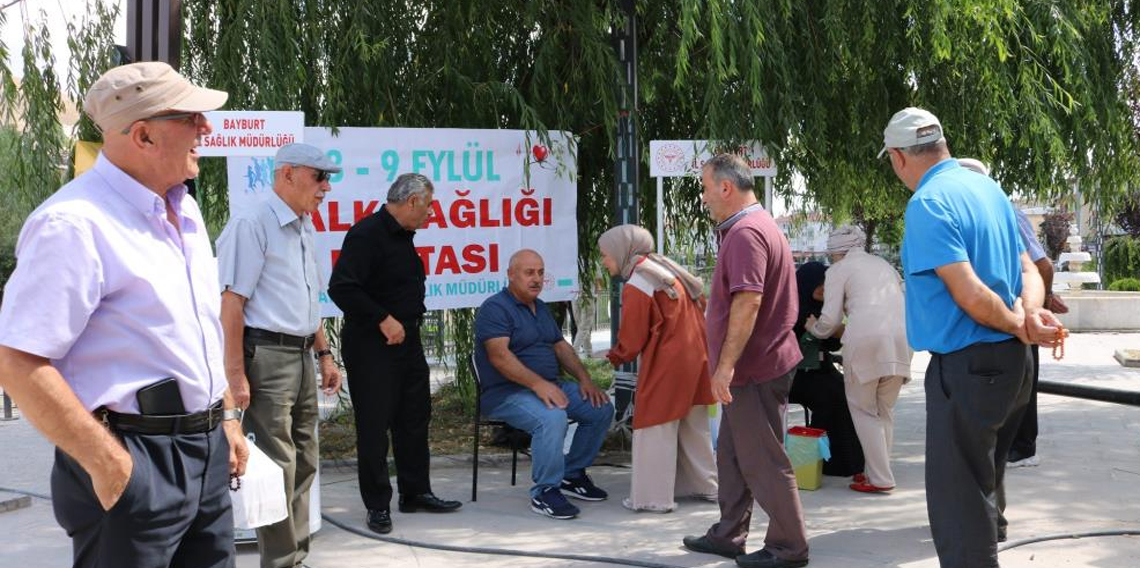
487, 380, 614, 497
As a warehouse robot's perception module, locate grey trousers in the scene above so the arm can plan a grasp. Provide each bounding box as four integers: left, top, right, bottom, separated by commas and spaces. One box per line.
244, 338, 320, 568
51, 425, 235, 568
706, 372, 809, 561
925, 339, 1032, 568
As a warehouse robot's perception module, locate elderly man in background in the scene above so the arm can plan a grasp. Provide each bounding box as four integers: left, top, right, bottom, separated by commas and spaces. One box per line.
0, 62, 247, 567
807, 225, 912, 493
217, 143, 343, 568
681, 153, 809, 568
882, 107, 1062, 567
958, 157, 1068, 471
329, 173, 462, 536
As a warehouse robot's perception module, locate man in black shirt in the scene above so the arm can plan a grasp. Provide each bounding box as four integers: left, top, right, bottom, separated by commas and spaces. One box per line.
329, 173, 462, 534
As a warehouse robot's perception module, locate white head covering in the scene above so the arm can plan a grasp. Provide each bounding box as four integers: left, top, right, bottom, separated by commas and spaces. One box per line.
826, 225, 866, 255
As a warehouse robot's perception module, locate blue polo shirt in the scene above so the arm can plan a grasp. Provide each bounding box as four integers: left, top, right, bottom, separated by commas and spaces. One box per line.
901, 159, 1025, 354
474, 289, 564, 412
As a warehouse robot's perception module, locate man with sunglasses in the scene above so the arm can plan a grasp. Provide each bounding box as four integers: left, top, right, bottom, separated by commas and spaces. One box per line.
216, 143, 343, 568
0, 62, 248, 566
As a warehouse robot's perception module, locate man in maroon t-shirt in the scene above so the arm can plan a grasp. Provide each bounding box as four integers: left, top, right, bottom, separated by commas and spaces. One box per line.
681, 154, 808, 568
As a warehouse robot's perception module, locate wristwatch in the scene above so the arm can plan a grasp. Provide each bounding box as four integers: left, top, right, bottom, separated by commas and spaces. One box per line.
315, 349, 333, 359
223, 408, 244, 422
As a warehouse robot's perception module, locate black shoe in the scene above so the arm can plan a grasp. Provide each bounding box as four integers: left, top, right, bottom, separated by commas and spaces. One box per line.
366, 509, 392, 534
736, 549, 809, 568
682, 535, 744, 559
560, 473, 608, 501
398, 492, 463, 513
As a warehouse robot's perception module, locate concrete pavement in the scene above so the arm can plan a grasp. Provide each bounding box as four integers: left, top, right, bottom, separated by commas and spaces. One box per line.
1, 332, 1138, 567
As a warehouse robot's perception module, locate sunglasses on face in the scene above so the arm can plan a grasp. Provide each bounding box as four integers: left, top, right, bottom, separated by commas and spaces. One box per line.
120, 112, 205, 135
313, 169, 331, 183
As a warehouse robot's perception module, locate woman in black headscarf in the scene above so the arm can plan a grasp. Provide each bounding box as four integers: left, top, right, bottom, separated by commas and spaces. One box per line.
789, 262, 865, 477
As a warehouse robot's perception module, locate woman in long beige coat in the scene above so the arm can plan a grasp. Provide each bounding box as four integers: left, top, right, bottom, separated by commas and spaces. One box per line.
807, 225, 912, 492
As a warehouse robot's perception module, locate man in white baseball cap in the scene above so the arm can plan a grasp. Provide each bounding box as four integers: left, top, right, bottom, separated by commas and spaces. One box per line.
883, 107, 1064, 567
0, 61, 246, 567
876, 106, 945, 159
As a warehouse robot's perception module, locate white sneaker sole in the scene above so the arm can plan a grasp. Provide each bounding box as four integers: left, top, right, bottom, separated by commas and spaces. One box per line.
530, 504, 577, 519
1007, 456, 1040, 468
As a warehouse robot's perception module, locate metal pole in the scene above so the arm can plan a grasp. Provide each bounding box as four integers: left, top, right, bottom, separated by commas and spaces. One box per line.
764, 176, 773, 213
609, 0, 639, 432
1, 390, 15, 421
127, 0, 182, 69
656, 177, 664, 254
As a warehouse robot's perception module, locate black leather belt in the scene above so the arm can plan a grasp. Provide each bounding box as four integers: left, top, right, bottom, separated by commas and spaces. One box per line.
244, 327, 316, 350
99, 401, 224, 435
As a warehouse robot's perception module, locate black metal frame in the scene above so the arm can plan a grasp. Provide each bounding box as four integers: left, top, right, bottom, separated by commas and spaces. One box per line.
470, 354, 519, 502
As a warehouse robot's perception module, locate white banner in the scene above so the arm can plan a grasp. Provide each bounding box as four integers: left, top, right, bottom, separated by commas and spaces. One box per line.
649, 139, 776, 178
199, 111, 305, 156
226, 127, 579, 315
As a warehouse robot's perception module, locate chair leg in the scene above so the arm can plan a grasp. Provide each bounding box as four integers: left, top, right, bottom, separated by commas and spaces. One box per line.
472, 420, 480, 502
511, 447, 518, 486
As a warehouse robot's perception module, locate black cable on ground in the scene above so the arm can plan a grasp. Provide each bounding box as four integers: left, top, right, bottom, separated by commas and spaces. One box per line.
7, 484, 1140, 565
0, 485, 50, 500
999, 529, 1140, 552
320, 513, 689, 568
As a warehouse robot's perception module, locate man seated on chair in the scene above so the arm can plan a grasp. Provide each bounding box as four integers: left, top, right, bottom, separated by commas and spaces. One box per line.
474, 249, 615, 519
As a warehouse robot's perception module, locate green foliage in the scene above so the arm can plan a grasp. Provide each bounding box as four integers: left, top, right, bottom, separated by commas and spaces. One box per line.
667, 0, 1140, 228
1113, 192, 1140, 238
1108, 277, 1140, 291
0, 3, 119, 290
1104, 236, 1140, 283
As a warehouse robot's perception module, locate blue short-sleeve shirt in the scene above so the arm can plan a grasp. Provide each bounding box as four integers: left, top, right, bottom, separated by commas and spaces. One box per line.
901, 159, 1025, 354
1014, 207, 1047, 262
474, 289, 564, 412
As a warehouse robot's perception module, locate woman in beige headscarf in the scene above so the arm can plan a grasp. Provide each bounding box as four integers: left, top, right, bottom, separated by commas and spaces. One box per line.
598, 225, 717, 512
807, 225, 912, 492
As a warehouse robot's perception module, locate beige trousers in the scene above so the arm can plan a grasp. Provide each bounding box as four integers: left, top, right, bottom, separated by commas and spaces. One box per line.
626, 405, 718, 512
844, 372, 905, 487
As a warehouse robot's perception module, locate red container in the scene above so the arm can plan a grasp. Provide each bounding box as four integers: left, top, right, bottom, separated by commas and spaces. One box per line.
787, 426, 827, 438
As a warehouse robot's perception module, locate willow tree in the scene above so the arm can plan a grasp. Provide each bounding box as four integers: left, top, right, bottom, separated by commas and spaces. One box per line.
657, 0, 1140, 244
0, 2, 119, 288
181, 0, 627, 403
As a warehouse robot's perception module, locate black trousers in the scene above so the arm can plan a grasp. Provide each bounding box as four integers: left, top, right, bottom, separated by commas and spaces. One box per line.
1008, 345, 1040, 460
925, 339, 1033, 568
51, 425, 234, 568
343, 326, 432, 511
789, 363, 865, 477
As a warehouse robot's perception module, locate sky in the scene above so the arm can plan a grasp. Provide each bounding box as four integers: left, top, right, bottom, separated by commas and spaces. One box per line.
1, 0, 126, 78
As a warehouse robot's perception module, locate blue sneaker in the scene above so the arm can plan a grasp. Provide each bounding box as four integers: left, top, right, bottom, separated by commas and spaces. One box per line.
530, 487, 579, 519
561, 473, 608, 501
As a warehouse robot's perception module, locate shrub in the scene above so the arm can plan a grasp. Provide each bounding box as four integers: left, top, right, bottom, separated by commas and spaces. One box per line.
1108, 278, 1140, 291
1104, 236, 1140, 283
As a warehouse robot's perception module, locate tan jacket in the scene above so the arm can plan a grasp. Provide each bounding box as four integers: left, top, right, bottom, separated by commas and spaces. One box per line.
809, 249, 912, 383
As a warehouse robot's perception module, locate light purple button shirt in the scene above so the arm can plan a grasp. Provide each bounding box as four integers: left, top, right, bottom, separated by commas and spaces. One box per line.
0, 153, 226, 413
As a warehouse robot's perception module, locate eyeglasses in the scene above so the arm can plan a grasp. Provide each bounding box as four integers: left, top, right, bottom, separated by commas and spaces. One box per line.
313, 170, 331, 183
120, 112, 205, 134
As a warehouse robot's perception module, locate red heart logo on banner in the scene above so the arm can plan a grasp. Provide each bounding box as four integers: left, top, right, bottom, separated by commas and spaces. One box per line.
532, 144, 548, 163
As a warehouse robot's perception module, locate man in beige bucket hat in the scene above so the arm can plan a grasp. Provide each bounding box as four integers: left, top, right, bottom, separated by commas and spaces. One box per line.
0, 61, 247, 567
